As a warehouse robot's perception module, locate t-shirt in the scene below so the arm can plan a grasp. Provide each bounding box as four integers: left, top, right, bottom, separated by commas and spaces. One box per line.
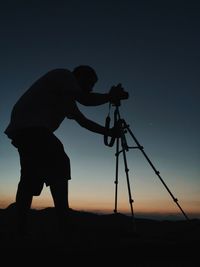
5, 68, 82, 138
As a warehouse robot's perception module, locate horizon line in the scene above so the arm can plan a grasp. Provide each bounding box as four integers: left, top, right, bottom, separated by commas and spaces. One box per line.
2, 203, 199, 221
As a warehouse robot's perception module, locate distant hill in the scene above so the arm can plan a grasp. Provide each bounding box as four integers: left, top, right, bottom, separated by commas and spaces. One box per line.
0, 203, 199, 264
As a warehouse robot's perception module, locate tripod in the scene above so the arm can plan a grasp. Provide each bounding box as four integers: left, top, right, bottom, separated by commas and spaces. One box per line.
104, 102, 190, 232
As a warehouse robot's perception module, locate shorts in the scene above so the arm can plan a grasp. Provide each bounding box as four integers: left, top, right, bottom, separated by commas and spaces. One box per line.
11, 127, 71, 196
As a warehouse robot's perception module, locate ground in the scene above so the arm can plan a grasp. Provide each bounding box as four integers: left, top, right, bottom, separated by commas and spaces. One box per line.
0, 204, 199, 265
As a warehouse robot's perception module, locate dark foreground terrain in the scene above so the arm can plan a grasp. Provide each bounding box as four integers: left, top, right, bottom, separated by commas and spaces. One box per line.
0, 203, 199, 266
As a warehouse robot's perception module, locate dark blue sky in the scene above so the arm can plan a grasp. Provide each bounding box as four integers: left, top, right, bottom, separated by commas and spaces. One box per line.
0, 0, 199, 218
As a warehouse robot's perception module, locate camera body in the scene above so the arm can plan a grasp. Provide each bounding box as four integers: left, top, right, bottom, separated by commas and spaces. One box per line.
109, 83, 129, 106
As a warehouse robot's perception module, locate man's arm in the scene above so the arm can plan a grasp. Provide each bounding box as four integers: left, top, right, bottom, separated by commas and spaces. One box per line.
66, 100, 114, 136
76, 84, 129, 107
76, 114, 112, 136
76, 92, 111, 106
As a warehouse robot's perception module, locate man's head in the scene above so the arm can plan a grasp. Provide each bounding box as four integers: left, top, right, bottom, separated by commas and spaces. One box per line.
73, 65, 98, 93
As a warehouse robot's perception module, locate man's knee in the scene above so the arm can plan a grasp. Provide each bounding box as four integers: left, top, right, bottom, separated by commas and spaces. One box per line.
18, 178, 44, 196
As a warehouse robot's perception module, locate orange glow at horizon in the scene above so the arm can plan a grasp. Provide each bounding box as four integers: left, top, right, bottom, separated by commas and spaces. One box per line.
14, 194, 200, 217
1, 196, 199, 219
1, 183, 199, 219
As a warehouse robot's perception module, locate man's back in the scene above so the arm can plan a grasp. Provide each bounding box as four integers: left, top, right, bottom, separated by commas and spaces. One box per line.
5, 69, 81, 137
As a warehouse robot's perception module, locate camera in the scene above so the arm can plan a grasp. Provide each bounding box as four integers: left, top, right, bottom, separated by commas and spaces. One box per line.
109, 83, 129, 106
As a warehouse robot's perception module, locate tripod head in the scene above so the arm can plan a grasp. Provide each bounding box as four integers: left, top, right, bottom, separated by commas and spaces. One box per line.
109, 83, 129, 107
104, 84, 129, 146
111, 99, 121, 107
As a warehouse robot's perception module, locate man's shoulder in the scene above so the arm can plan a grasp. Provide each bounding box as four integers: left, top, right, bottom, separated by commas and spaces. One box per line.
46, 68, 72, 77
43, 68, 81, 93
43, 68, 76, 85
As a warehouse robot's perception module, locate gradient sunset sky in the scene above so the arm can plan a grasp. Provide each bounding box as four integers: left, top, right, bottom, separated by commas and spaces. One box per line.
0, 0, 199, 220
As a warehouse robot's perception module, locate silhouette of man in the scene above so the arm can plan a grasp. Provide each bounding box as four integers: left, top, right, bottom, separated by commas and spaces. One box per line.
4, 65, 127, 236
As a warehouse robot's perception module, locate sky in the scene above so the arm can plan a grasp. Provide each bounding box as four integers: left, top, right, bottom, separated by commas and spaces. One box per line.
0, 0, 199, 220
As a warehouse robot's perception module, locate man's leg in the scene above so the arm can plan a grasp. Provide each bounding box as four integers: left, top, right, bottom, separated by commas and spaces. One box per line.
15, 181, 33, 236
50, 180, 70, 232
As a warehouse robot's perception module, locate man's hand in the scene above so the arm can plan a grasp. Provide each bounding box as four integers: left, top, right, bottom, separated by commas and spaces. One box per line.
104, 119, 122, 147
108, 124, 121, 138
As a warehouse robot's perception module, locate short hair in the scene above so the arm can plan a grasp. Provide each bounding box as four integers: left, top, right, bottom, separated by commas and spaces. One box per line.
73, 65, 98, 82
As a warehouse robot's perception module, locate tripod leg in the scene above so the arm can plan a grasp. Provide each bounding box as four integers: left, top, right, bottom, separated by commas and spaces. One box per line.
125, 124, 190, 221
120, 134, 137, 232
114, 137, 120, 214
